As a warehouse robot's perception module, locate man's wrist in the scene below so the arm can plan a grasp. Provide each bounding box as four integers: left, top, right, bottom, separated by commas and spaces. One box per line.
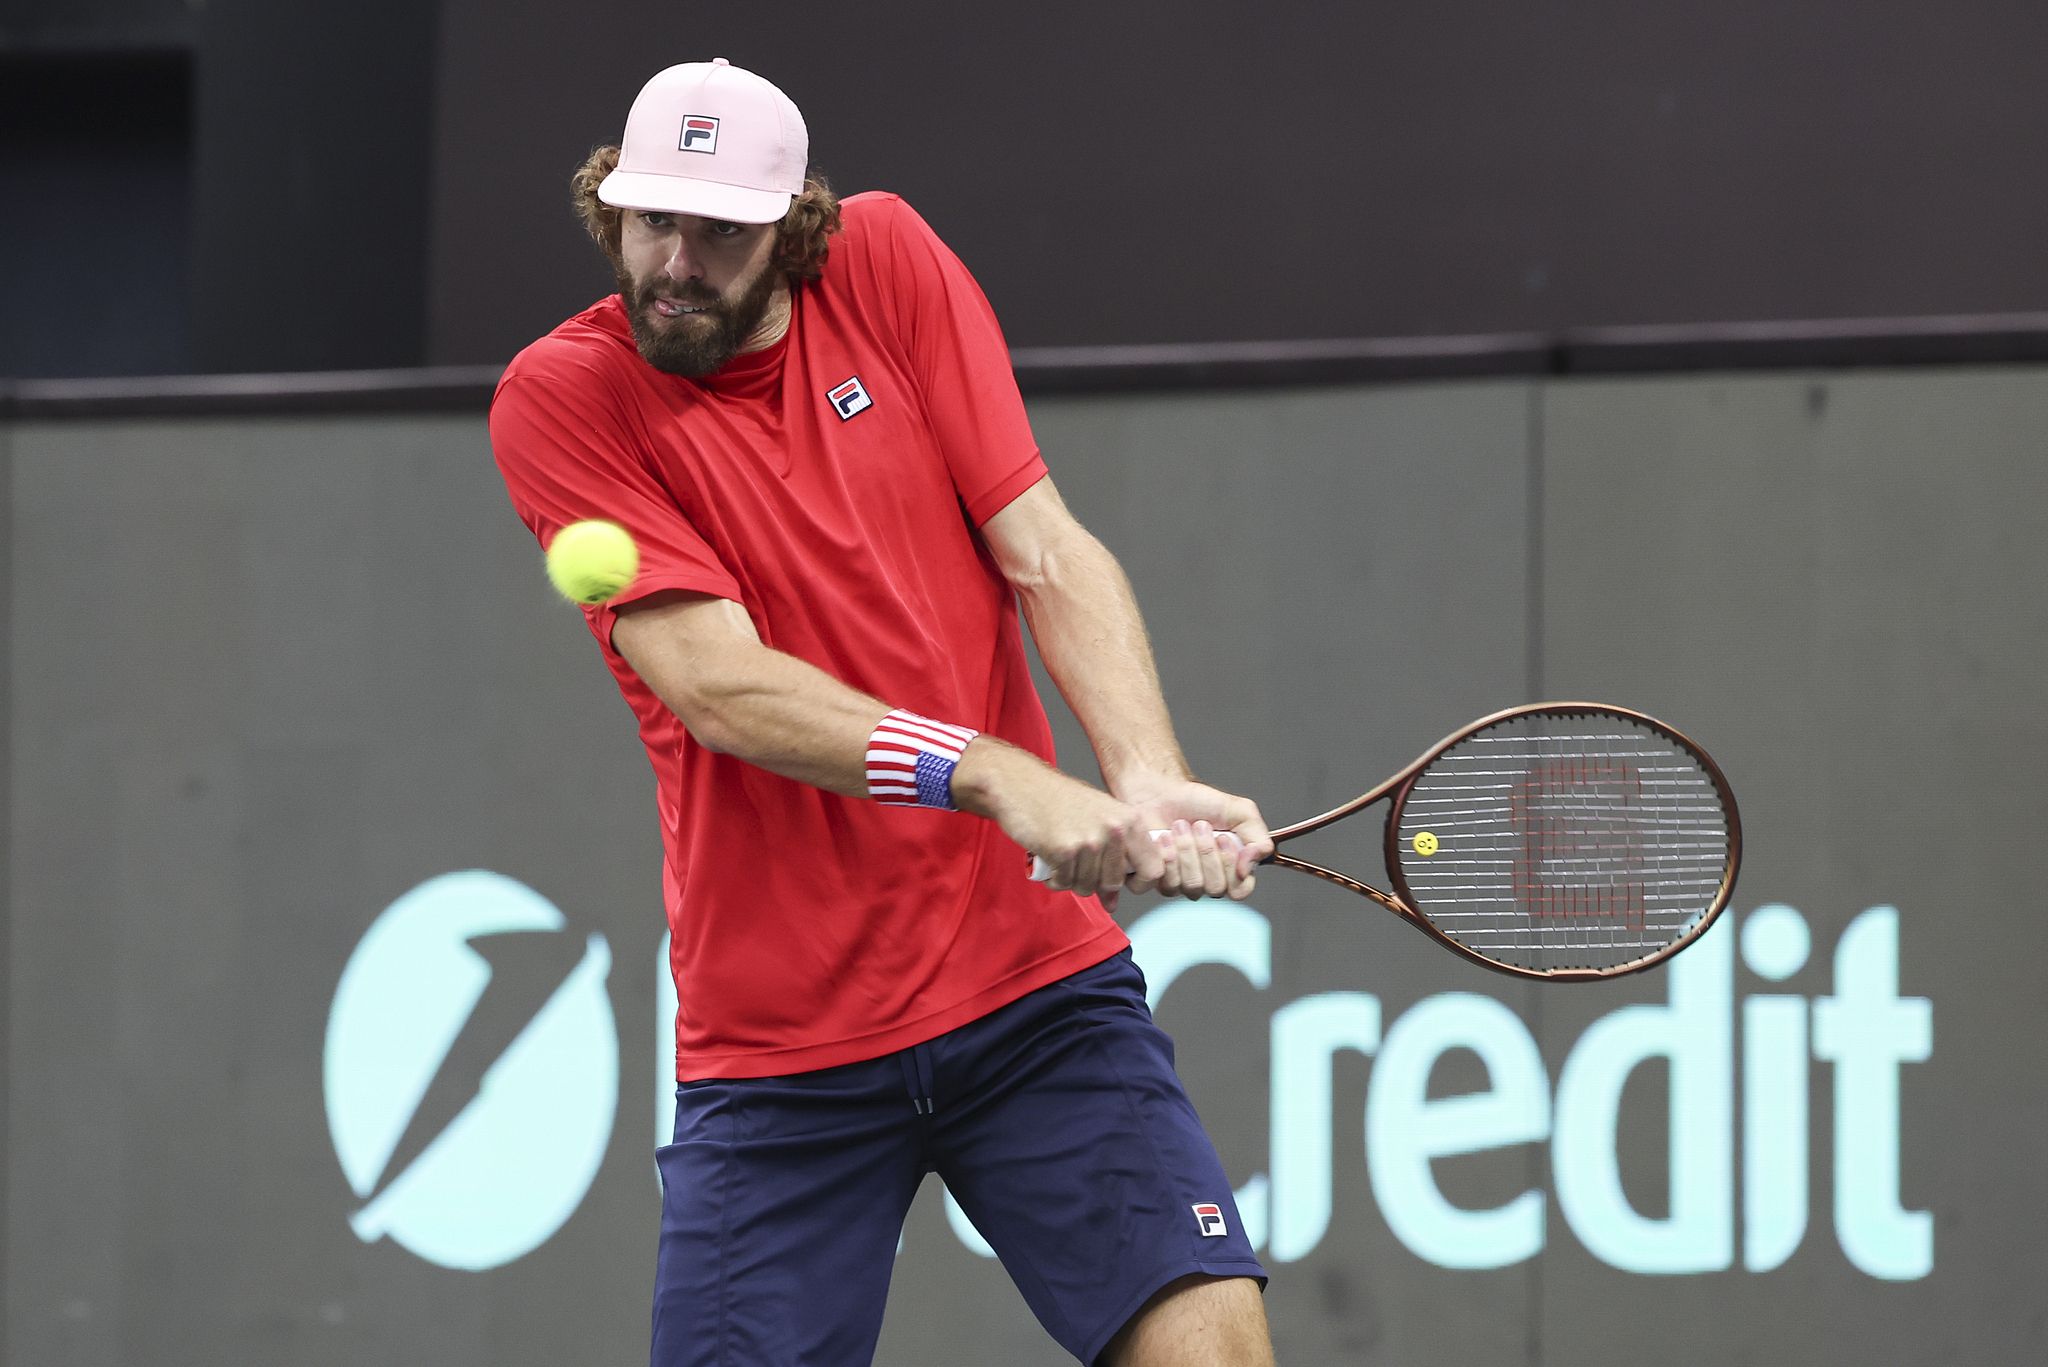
952, 733, 1096, 829
948, 734, 1025, 822
1101, 761, 1196, 806
867, 710, 978, 810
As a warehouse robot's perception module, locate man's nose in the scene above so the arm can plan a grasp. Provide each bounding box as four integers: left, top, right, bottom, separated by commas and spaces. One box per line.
662, 237, 704, 282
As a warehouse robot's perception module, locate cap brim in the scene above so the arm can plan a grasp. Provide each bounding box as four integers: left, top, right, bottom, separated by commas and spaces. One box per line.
598, 169, 793, 224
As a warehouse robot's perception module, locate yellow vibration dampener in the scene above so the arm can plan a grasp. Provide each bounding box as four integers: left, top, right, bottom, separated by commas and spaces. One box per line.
1413, 831, 1440, 857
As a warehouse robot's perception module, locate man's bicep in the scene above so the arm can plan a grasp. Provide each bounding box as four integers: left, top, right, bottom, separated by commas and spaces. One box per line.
611, 592, 762, 719
613, 589, 760, 653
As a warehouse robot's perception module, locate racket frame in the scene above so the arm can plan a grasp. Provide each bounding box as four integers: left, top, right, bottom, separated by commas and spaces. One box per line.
1262, 702, 1742, 983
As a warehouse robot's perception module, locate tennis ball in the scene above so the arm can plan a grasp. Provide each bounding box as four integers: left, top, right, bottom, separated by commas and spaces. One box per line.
545, 520, 639, 605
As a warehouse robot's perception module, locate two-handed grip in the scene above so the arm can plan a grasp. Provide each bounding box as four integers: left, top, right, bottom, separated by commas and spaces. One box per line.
1028, 829, 1245, 883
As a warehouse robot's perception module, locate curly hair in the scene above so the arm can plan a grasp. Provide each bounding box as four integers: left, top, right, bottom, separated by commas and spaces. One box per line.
571, 145, 841, 281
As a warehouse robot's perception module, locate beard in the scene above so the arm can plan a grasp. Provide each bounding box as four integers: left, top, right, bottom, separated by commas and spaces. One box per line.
618, 258, 783, 378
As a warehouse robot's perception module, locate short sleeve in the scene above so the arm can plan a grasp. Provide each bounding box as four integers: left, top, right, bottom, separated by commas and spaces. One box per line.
863, 197, 1048, 526
489, 363, 744, 638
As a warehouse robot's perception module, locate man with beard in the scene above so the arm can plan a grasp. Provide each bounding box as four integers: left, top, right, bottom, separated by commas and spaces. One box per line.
490, 59, 1278, 1367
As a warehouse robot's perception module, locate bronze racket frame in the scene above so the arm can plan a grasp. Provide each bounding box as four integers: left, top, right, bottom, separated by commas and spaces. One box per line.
1260, 702, 1743, 983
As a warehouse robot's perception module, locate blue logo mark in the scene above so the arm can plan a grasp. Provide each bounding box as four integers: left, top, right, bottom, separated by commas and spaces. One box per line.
324, 871, 617, 1271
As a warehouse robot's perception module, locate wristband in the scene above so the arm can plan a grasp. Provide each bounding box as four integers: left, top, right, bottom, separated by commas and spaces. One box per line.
866, 710, 979, 810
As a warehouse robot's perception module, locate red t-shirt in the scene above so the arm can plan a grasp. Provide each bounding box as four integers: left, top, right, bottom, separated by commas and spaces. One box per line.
490, 193, 1127, 1079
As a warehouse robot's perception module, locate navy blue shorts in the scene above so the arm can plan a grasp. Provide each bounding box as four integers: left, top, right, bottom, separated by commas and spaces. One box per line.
651, 949, 1265, 1367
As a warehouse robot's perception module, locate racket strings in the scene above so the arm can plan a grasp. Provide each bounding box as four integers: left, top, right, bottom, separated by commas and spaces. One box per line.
1394, 718, 1731, 972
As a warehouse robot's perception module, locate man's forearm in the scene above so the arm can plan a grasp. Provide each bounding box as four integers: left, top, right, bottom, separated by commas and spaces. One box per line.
1011, 529, 1191, 799
612, 589, 1160, 893
615, 596, 1087, 820
613, 594, 889, 797
611, 584, 1237, 896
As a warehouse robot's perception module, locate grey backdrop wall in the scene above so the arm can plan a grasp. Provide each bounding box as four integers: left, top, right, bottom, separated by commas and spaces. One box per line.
1, 364, 2041, 1364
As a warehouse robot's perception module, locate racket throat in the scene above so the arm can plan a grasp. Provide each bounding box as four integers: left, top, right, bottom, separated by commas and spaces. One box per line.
1264, 853, 1409, 918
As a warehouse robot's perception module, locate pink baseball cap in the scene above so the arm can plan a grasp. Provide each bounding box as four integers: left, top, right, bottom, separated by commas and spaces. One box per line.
598, 58, 807, 224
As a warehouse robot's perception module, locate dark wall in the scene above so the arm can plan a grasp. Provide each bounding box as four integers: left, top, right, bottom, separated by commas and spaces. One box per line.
427, 0, 2048, 365
0, 51, 192, 378
0, 0, 190, 48
185, 0, 439, 373
0, 0, 438, 377
10, 2, 2048, 377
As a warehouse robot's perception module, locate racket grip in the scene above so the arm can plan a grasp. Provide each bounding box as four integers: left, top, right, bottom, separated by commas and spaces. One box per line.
1027, 830, 1244, 883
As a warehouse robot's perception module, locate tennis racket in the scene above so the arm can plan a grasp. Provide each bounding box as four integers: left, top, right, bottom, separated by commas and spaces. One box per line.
1038, 703, 1741, 982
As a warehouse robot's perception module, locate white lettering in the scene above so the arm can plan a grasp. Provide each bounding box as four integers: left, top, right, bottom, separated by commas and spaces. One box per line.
1741, 903, 1812, 1272
1742, 994, 1808, 1271
1366, 993, 1549, 1268
1268, 992, 1380, 1262
652, 902, 1931, 1281
1811, 906, 1932, 1280
1554, 916, 1733, 1273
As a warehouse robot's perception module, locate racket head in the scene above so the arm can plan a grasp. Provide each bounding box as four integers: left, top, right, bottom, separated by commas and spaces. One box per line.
1383, 703, 1741, 982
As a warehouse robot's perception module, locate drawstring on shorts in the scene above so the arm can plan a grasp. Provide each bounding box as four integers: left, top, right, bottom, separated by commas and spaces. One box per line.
897, 1041, 936, 1115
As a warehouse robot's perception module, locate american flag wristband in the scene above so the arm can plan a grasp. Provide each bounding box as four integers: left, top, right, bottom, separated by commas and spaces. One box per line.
866, 710, 979, 810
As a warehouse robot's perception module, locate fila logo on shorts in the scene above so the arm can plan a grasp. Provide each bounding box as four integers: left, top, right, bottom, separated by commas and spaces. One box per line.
827, 376, 874, 420
1191, 1203, 1228, 1237
679, 115, 719, 154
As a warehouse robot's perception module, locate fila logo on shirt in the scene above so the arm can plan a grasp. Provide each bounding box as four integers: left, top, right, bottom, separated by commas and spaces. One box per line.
679, 115, 719, 154
827, 376, 875, 420
1191, 1203, 1228, 1238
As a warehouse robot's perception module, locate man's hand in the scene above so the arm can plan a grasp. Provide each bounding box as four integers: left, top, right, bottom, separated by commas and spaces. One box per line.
1118, 778, 1273, 903
950, 736, 1170, 903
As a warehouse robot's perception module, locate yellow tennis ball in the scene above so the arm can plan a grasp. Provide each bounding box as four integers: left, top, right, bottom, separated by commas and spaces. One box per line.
545, 520, 639, 605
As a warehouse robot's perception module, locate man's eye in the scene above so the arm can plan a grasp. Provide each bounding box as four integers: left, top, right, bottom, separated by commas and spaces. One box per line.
708, 221, 742, 237
641, 212, 673, 228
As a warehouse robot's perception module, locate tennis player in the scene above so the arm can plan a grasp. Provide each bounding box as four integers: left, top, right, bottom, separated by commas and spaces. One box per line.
490, 58, 1277, 1367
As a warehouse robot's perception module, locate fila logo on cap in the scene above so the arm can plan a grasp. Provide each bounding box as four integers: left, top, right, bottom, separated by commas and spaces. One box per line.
1192, 1203, 1228, 1238
827, 376, 874, 420
679, 115, 719, 154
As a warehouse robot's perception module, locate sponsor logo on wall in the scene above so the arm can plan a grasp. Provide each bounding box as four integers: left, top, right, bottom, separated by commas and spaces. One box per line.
1121, 901, 1930, 1279
330, 885, 1923, 1278
325, 871, 618, 1271
791, 902, 1929, 1280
